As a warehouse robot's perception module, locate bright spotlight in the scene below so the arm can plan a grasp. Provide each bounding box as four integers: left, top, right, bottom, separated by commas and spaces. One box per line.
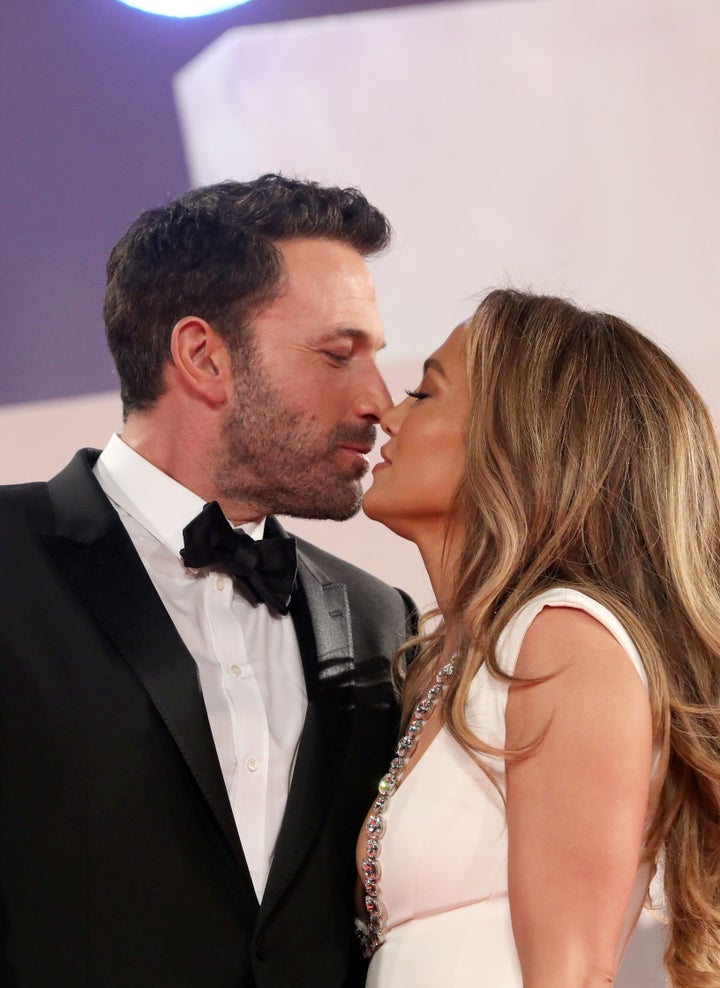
116, 0, 253, 17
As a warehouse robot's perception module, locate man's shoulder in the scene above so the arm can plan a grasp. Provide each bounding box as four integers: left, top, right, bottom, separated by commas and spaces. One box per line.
0, 477, 51, 516
0, 479, 56, 561
293, 533, 412, 609
0, 449, 100, 535
293, 533, 417, 644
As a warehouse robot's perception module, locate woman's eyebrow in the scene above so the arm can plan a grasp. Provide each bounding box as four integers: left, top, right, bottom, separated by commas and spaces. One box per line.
422, 357, 446, 378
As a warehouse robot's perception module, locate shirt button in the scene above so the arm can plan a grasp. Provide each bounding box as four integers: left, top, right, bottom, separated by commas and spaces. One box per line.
245, 757, 258, 773
229, 664, 242, 678
215, 576, 226, 591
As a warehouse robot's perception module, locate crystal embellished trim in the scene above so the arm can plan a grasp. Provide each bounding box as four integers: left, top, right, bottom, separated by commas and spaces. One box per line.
356, 661, 455, 958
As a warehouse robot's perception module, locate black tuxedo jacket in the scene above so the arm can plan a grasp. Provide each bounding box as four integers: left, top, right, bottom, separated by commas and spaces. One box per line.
0, 450, 414, 988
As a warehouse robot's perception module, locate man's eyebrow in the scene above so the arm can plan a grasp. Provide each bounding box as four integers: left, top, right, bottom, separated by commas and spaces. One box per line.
422, 357, 446, 377
318, 328, 387, 351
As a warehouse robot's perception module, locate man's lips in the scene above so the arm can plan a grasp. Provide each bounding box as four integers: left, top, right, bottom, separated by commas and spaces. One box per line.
338, 443, 374, 456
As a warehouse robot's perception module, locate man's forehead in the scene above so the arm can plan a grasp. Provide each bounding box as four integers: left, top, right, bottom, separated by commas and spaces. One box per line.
274, 237, 370, 279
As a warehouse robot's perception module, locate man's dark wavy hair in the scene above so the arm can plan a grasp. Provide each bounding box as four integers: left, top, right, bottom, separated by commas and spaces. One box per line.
103, 173, 392, 416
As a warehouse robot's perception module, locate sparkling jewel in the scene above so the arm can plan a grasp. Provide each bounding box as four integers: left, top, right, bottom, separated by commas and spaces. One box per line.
377, 774, 397, 796
366, 837, 380, 857
365, 894, 378, 914
362, 858, 380, 881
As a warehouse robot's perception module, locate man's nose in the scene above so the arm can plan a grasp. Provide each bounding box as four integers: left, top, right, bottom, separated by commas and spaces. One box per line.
354, 364, 392, 421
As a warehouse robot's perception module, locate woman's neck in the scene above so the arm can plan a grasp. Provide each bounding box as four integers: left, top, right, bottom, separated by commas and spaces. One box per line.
415, 518, 464, 618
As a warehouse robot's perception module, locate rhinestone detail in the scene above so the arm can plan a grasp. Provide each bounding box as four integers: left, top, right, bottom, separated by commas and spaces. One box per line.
356, 661, 455, 958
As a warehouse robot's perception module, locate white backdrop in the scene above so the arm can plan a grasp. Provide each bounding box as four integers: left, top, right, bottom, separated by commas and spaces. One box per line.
175, 0, 720, 407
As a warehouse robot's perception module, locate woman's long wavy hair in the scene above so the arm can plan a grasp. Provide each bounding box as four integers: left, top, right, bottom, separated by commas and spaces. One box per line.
397, 289, 720, 987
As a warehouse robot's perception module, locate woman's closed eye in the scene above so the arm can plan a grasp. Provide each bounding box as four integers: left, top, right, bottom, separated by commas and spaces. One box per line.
405, 388, 430, 401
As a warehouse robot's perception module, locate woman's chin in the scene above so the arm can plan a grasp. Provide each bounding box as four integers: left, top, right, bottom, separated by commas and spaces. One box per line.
362, 489, 411, 541
362, 485, 397, 527
361, 486, 385, 523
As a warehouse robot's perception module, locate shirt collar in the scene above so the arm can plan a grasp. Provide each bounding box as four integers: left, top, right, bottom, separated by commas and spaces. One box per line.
94, 433, 265, 558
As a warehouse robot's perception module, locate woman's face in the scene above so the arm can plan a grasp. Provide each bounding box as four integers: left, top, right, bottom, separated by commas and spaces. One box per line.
363, 323, 470, 544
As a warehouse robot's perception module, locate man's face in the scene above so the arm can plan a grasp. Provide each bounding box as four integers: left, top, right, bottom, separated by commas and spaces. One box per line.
214, 237, 391, 521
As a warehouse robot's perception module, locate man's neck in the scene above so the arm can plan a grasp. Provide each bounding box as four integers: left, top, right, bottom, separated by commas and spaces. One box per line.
119, 418, 265, 526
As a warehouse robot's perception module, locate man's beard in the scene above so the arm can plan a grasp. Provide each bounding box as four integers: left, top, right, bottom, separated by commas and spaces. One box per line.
213, 348, 376, 521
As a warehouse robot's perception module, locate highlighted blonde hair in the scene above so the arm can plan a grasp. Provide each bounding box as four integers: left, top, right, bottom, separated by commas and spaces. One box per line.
399, 289, 720, 986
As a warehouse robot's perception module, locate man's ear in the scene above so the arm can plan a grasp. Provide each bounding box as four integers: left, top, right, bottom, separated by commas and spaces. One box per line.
169, 317, 232, 406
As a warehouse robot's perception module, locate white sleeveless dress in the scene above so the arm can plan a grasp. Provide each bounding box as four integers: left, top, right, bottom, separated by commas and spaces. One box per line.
365, 587, 654, 987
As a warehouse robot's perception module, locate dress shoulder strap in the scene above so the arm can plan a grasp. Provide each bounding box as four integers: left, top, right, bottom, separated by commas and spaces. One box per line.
496, 587, 648, 689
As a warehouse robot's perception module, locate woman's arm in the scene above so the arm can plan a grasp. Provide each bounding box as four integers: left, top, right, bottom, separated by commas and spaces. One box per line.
505, 606, 653, 988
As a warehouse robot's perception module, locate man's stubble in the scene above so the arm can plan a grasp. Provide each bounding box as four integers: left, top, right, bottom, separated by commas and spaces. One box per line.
213, 342, 376, 521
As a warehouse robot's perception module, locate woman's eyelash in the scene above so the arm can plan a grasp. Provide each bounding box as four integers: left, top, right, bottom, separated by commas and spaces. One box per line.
405, 388, 429, 401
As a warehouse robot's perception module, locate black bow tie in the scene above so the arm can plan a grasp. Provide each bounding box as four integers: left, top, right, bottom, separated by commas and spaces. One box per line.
180, 501, 298, 615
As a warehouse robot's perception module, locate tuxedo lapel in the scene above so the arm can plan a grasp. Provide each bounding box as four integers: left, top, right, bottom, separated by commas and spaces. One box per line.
259, 544, 357, 920
44, 451, 257, 908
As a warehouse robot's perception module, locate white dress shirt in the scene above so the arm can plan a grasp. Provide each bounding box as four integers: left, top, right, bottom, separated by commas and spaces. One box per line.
93, 433, 307, 900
